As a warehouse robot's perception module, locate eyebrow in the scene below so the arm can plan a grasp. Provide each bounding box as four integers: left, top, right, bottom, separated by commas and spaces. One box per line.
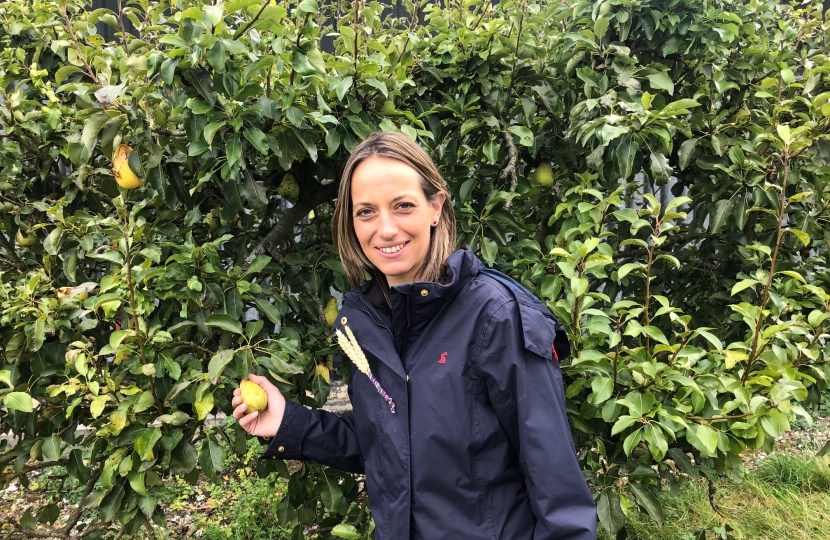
353, 194, 417, 208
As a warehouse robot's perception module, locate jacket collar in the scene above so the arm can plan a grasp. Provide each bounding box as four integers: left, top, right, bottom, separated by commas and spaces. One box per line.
340, 246, 480, 375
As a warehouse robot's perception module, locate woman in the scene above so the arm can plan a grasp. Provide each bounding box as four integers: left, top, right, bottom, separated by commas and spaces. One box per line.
232, 132, 596, 539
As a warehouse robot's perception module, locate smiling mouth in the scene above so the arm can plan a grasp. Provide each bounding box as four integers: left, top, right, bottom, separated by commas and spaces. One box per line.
378, 242, 408, 254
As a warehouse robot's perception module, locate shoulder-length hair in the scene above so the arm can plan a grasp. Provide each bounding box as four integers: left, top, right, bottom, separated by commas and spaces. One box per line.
331, 132, 456, 295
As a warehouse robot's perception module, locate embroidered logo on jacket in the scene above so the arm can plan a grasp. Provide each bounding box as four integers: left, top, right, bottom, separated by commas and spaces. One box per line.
439, 351, 448, 364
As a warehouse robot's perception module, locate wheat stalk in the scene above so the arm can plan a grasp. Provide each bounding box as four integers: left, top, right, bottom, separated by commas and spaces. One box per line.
335, 326, 396, 414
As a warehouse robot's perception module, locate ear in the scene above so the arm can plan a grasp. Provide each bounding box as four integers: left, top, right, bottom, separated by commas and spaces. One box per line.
430, 191, 446, 220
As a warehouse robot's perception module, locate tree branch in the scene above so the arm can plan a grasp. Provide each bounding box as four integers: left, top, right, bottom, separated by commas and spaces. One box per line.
243, 177, 336, 270
232, 0, 271, 40
0, 232, 23, 270
498, 117, 519, 208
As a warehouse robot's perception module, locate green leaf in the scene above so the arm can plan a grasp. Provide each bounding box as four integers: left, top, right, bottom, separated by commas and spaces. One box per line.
0, 370, 13, 389
199, 435, 225, 483
785, 229, 810, 246
321, 471, 346, 514
99, 481, 126, 522
67, 449, 90, 483
81, 112, 110, 157
170, 440, 198, 474
678, 138, 698, 171
590, 377, 614, 404
244, 127, 269, 155
226, 134, 242, 167
649, 151, 672, 182
686, 424, 718, 456
4, 392, 34, 412
731, 278, 759, 296
205, 314, 243, 335
160, 58, 178, 85
611, 415, 640, 435
692, 329, 723, 351
594, 17, 610, 40
208, 349, 236, 384
661, 99, 700, 115
292, 50, 320, 76
596, 491, 626, 534
622, 392, 657, 417
128, 471, 148, 496
776, 124, 791, 145
204, 122, 225, 146
507, 125, 534, 147
709, 199, 732, 234
135, 427, 162, 461
254, 297, 281, 324
331, 524, 361, 540
245, 256, 272, 275
614, 138, 638, 180
623, 428, 643, 456
629, 482, 664, 525
647, 72, 674, 95
42, 436, 62, 461
777, 270, 806, 284
618, 262, 643, 280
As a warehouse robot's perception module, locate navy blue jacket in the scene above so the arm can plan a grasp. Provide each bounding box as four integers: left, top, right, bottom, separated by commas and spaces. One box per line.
262, 247, 596, 539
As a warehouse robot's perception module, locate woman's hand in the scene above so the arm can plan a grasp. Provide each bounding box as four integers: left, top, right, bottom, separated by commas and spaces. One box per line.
231, 374, 286, 438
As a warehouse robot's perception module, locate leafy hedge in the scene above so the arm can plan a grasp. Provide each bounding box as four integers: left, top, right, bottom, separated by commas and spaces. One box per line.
1, 0, 829, 538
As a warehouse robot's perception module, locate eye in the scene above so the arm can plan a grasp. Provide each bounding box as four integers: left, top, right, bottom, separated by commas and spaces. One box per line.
355, 208, 372, 217
397, 202, 415, 210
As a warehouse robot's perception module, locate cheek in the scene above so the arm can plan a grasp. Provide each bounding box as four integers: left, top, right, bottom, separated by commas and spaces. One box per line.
352, 222, 374, 247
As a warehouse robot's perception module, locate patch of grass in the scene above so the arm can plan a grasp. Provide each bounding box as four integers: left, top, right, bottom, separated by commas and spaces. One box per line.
752, 454, 830, 492
602, 455, 830, 540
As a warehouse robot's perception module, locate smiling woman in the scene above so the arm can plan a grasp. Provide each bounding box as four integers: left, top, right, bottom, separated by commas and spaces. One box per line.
332, 132, 457, 295
232, 131, 596, 540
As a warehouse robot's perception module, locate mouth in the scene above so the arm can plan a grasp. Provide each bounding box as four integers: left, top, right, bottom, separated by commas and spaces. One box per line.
376, 241, 409, 256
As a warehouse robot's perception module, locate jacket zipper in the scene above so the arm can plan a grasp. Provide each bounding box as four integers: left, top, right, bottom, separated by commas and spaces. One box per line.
343, 297, 395, 341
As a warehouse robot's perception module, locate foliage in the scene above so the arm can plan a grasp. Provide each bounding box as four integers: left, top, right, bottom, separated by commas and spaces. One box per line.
598, 453, 830, 540
1, 0, 829, 538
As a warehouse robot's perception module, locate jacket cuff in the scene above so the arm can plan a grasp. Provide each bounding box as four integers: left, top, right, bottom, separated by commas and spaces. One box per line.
259, 399, 312, 460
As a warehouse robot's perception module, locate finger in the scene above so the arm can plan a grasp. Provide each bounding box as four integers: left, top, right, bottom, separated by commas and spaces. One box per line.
233, 388, 240, 397
238, 411, 258, 429
232, 402, 249, 419
231, 396, 242, 407
247, 373, 270, 386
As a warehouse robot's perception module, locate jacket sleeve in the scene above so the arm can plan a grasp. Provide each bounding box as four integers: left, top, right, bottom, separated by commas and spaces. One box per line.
260, 373, 364, 474
475, 300, 596, 540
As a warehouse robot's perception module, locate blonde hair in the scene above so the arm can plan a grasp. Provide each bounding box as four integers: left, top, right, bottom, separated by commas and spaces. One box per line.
332, 132, 456, 295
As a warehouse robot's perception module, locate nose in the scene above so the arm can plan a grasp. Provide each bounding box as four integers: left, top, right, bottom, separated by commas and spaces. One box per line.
377, 210, 398, 239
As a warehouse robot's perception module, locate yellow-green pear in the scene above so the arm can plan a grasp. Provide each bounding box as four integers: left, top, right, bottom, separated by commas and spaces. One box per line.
324, 297, 338, 326
531, 162, 554, 187
278, 173, 300, 199
16, 229, 38, 247
240, 379, 268, 413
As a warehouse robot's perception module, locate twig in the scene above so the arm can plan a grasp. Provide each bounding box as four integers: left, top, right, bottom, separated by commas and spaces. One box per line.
742, 151, 790, 384
232, 0, 271, 40
116, 0, 130, 58
61, 6, 100, 85
498, 117, 519, 208
688, 412, 752, 422
122, 227, 164, 415
708, 479, 723, 516
151, 127, 186, 137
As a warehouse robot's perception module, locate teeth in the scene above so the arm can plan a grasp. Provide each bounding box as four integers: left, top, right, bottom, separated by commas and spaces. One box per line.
380, 243, 405, 253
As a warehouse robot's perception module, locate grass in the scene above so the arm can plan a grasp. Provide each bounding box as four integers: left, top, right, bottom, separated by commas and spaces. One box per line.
602, 454, 830, 540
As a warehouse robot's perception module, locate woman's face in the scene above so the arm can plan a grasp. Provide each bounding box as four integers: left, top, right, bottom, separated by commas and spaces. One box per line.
350, 156, 445, 287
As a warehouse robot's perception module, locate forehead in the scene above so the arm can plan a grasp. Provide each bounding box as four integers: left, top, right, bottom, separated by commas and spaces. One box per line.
350, 157, 422, 202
